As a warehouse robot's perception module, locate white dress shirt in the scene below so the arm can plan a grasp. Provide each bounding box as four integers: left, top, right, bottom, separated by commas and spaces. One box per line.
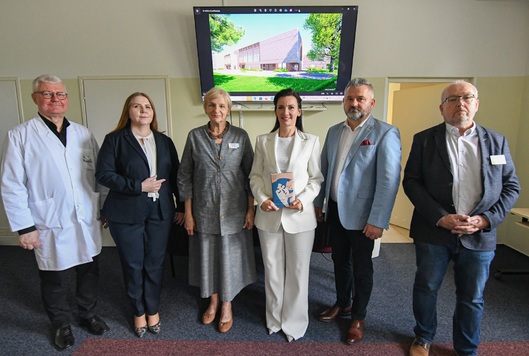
276, 134, 295, 172
330, 119, 367, 202
136, 132, 158, 201
445, 122, 482, 215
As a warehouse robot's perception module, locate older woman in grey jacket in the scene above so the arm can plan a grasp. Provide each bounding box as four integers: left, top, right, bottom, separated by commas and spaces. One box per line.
177, 88, 256, 333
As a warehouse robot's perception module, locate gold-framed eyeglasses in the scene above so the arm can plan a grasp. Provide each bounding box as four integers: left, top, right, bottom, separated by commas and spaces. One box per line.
442, 94, 476, 105
33, 91, 68, 100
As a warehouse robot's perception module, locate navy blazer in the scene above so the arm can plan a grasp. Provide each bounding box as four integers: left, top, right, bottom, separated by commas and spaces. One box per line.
403, 123, 520, 251
96, 125, 181, 224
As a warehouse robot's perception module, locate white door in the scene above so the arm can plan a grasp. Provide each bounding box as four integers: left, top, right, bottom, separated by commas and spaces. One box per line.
80, 76, 171, 145
80, 76, 171, 246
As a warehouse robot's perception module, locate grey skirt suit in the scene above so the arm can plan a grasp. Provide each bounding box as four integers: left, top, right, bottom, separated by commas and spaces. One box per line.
177, 124, 256, 300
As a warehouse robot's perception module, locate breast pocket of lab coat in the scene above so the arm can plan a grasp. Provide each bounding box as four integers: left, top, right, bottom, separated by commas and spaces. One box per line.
81, 149, 96, 172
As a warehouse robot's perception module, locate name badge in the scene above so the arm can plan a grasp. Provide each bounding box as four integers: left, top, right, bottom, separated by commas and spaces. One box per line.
490, 155, 506, 165
228, 143, 240, 149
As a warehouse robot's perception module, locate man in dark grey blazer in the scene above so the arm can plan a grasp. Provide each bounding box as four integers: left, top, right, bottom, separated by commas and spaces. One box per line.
403, 81, 520, 356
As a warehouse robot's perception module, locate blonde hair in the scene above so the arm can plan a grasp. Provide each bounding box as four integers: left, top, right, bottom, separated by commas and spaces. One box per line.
203, 87, 232, 112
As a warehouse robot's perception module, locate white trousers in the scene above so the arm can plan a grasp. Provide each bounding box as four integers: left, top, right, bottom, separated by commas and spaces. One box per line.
258, 225, 315, 340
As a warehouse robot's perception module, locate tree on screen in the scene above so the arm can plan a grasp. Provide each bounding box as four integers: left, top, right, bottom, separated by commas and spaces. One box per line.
303, 14, 342, 72
209, 14, 245, 53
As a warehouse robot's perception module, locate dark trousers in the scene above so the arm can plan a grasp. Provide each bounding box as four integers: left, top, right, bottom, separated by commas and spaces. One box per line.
39, 256, 100, 329
327, 200, 374, 321
108, 207, 172, 317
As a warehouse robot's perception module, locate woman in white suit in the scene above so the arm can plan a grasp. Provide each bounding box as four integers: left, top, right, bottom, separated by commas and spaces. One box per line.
250, 88, 323, 342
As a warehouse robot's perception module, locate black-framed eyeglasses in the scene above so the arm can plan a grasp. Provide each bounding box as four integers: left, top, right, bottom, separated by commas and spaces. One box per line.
33, 91, 68, 100
442, 94, 476, 105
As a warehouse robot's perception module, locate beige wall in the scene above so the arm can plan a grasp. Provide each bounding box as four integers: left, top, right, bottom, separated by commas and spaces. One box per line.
5, 76, 528, 250
15, 77, 386, 160
2, 1, 528, 78
1, 0, 529, 251
503, 76, 529, 254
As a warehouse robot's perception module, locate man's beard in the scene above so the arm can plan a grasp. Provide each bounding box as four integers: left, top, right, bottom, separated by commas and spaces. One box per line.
346, 110, 364, 121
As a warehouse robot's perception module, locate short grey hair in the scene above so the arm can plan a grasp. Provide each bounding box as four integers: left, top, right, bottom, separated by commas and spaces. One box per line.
441, 80, 478, 103
344, 78, 374, 97
32, 74, 64, 92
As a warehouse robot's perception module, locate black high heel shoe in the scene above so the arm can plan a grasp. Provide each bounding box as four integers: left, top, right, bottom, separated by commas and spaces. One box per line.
134, 314, 147, 337
148, 321, 161, 334
134, 325, 147, 338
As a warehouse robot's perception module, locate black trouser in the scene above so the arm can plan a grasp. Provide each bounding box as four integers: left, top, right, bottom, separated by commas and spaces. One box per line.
39, 256, 100, 329
108, 204, 172, 317
327, 200, 374, 321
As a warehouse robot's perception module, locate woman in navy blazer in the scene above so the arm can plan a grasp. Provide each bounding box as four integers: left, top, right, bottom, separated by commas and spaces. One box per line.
96, 92, 183, 337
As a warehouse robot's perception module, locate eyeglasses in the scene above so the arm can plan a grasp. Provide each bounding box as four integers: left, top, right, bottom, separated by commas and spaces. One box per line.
442, 94, 476, 105
33, 91, 68, 100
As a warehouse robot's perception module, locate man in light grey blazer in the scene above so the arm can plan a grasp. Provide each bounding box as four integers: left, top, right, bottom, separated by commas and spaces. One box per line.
404, 81, 520, 356
314, 78, 401, 345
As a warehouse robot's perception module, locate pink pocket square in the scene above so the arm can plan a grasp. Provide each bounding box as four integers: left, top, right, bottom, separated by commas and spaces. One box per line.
360, 139, 372, 146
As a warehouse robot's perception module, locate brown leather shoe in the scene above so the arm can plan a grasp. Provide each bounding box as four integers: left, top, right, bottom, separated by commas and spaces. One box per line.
409, 338, 430, 356
318, 305, 352, 322
345, 319, 364, 345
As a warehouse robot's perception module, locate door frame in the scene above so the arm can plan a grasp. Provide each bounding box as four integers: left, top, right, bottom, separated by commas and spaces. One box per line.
383, 77, 476, 125
383, 77, 475, 229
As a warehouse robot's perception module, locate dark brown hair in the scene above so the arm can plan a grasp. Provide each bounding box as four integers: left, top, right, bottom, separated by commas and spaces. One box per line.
270, 88, 304, 132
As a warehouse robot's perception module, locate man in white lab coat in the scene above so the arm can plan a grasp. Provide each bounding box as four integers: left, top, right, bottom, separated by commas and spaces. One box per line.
0, 74, 109, 351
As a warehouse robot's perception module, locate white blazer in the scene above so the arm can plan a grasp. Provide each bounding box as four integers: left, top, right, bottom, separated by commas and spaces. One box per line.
1, 116, 103, 271
250, 130, 323, 234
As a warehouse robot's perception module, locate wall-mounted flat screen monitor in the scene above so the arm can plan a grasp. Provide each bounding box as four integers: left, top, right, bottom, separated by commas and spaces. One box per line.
193, 6, 359, 103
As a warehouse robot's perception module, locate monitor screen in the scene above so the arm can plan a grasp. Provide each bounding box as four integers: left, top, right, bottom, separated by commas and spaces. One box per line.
193, 6, 359, 103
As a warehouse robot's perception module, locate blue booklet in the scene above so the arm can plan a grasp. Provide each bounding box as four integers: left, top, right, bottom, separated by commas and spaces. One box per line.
271, 172, 295, 208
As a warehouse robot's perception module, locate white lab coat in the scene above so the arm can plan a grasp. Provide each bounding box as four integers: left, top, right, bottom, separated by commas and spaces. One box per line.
0, 116, 103, 271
